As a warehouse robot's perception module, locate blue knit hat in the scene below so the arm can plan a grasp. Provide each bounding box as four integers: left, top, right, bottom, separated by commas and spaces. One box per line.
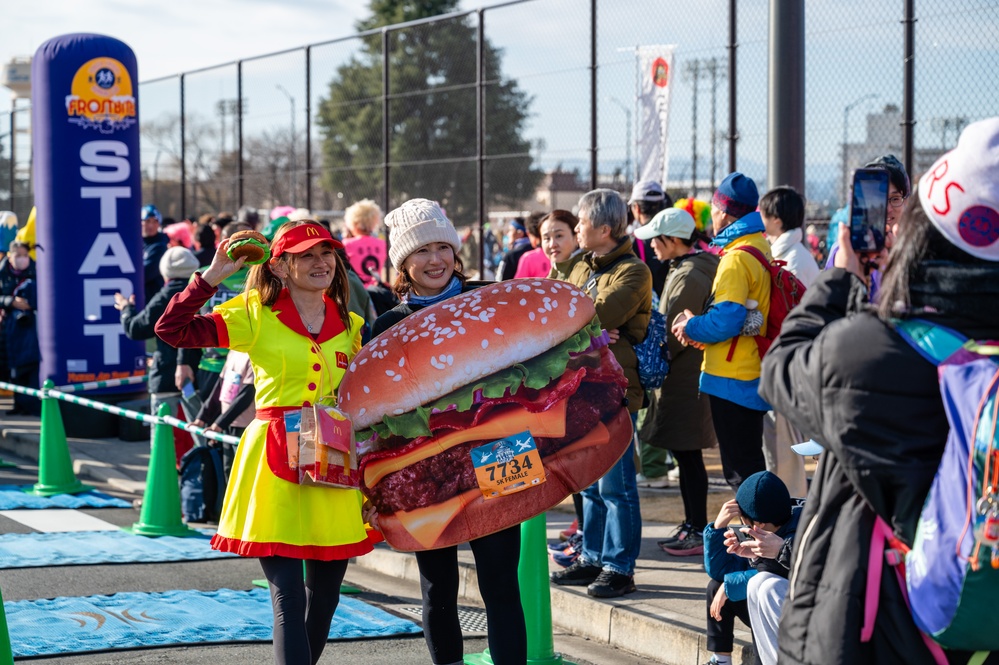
141, 204, 162, 225
736, 471, 791, 525
712, 172, 759, 219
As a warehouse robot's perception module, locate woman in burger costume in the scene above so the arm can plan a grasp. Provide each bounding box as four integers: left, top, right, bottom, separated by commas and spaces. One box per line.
155, 220, 377, 665
368, 198, 528, 665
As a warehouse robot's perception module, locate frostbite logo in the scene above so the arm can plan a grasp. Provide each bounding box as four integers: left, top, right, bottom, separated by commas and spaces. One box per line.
65, 57, 136, 134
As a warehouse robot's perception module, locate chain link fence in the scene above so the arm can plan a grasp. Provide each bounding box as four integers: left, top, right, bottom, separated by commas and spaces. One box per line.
1, 0, 997, 266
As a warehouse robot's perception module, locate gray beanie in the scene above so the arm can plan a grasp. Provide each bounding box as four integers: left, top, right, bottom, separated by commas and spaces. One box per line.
159, 246, 200, 280
384, 198, 462, 270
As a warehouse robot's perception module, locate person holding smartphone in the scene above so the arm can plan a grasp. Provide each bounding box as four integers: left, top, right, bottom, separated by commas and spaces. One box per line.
824, 154, 910, 296
759, 119, 999, 665
702, 471, 801, 665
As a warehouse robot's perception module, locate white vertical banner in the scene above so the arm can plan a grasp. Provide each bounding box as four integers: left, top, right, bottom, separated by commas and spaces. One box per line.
636, 45, 676, 186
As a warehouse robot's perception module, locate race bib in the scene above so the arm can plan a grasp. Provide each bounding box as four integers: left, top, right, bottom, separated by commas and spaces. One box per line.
470, 430, 545, 500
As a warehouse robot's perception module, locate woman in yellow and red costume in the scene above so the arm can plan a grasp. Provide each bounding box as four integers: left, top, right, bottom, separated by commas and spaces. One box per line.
156, 219, 379, 665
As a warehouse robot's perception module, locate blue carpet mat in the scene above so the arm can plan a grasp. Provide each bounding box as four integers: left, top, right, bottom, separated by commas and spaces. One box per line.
0, 529, 236, 568
0, 485, 130, 509
6, 588, 422, 657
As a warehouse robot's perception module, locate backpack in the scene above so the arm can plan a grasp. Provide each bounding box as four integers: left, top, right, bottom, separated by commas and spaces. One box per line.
586, 256, 670, 391
179, 445, 226, 523
729, 245, 806, 358
632, 296, 670, 391
867, 319, 999, 655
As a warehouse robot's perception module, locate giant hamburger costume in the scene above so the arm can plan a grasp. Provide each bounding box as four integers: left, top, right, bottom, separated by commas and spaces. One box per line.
341, 199, 633, 552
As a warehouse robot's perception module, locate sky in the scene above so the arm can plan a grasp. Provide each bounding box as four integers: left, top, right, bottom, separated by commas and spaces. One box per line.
0, 0, 401, 113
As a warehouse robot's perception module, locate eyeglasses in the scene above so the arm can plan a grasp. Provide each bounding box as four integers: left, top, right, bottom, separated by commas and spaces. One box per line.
887, 195, 907, 209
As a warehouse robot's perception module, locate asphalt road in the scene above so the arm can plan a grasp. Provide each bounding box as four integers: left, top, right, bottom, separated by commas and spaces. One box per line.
0, 454, 653, 665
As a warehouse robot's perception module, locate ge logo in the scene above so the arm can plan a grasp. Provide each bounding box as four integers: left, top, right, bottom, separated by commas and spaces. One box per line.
494, 443, 515, 465
94, 68, 115, 89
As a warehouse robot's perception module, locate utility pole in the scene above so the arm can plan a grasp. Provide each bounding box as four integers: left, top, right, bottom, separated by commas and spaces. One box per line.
704, 58, 722, 191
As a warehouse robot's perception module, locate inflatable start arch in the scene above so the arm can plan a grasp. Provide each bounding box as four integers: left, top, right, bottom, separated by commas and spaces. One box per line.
32, 34, 147, 390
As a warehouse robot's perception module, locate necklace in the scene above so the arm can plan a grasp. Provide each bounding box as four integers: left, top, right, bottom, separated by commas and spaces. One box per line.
295, 302, 325, 334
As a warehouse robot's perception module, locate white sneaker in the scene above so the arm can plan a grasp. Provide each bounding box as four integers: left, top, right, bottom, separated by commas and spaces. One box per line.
636, 473, 670, 489
667, 467, 680, 482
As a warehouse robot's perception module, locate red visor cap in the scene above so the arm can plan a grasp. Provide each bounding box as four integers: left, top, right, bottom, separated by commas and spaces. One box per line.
270, 223, 344, 258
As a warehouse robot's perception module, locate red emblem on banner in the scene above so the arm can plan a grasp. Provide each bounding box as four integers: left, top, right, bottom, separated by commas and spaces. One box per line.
652, 57, 669, 88
336, 352, 349, 369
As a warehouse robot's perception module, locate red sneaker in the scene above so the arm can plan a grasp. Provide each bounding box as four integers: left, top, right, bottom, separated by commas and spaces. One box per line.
559, 519, 579, 541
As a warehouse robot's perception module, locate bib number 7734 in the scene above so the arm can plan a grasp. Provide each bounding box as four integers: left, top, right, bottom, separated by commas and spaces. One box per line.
470, 430, 546, 499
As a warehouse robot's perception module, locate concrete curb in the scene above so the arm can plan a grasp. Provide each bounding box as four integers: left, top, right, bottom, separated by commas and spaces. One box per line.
353, 545, 754, 664
0, 427, 146, 495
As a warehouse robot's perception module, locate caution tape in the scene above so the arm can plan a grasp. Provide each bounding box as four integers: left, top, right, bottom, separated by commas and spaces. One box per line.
0, 380, 240, 446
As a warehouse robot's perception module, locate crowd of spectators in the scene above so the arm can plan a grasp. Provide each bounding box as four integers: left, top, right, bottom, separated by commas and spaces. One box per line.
4, 113, 996, 665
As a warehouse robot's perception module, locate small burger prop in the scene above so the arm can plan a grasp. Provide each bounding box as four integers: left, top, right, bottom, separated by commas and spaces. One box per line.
226, 230, 271, 265
338, 279, 632, 551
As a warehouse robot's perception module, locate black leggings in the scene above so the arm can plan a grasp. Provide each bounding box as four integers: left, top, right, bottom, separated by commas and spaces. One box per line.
706, 576, 752, 653
709, 395, 767, 491
673, 448, 708, 530
258, 555, 349, 665
414, 526, 527, 664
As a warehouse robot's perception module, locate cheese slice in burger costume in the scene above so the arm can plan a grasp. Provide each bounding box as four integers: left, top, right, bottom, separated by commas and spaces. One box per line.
338, 278, 633, 551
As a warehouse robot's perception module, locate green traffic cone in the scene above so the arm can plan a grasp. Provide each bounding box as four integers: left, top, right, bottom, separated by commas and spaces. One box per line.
25, 379, 89, 496
0, 586, 12, 665
123, 403, 199, 538
465, 513, 575, 665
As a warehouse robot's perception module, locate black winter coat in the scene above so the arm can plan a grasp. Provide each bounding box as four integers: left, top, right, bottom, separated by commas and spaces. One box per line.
120, 278, 187, 394
142, 233, 169, 303
0, 257, 36, 372
759, 266, 999, 665
5, 276, 39, 370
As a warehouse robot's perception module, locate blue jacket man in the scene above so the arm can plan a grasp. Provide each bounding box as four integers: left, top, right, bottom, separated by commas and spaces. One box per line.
673, 173, 772, 490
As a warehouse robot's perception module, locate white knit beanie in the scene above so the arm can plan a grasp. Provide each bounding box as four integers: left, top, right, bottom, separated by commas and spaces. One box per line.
159, 246, 200, 280
384, 198, 462, 270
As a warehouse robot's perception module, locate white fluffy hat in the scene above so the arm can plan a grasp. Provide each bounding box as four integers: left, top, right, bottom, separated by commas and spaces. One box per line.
384, 199, 462, 270
159, 246, 200, 280
918, 116, 999, 261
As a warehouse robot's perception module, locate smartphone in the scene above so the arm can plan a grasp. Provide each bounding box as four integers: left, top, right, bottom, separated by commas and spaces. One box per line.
181, 380, 196, 400
849, 167, 890, 253
733, 524, 755, 544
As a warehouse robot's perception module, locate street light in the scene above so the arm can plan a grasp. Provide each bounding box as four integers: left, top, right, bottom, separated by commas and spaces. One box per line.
841, 93, 878, 205
606, 96, 632, 185
275, 85, 296, 205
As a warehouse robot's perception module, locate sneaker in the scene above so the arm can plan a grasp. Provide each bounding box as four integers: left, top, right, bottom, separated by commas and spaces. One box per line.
660, 531, 704, 556
551, 546, 580, 567
549, 531, 581, 552
667, 466, 681, 482
550, 560, 601, 586
657, 522, 695, 548
559, 518, 579, 541
636, 472, 670, 489
586, 570, 636, 598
